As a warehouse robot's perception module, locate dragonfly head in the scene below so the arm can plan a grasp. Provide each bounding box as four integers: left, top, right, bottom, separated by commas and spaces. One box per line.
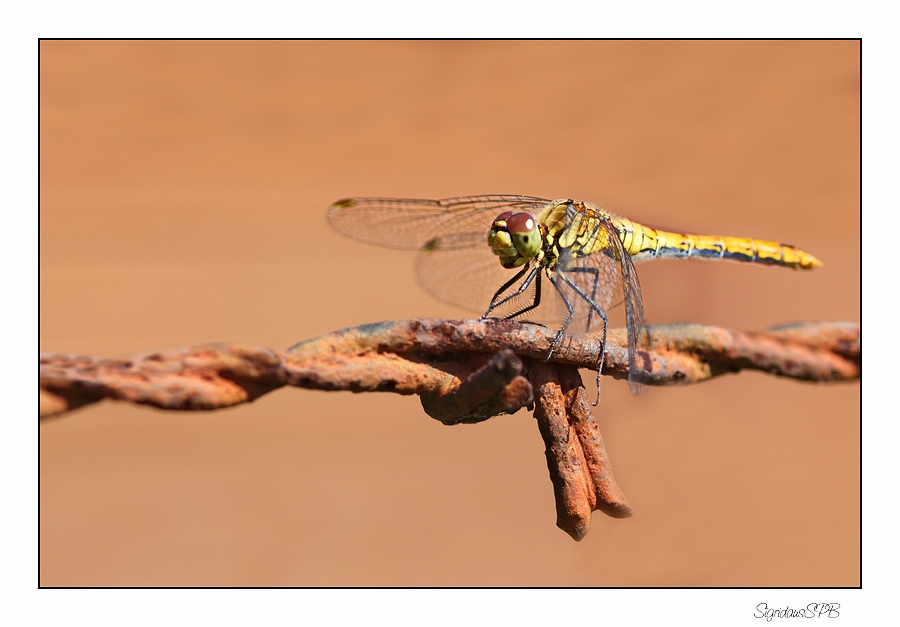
488, 211, 542, 268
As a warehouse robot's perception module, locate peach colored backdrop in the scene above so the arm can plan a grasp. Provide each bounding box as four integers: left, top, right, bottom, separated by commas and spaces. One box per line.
40, 40, 860, 586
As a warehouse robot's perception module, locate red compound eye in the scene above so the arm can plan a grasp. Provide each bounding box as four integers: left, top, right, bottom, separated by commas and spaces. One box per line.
494, 211, 514, 223
506, 212, 536, 234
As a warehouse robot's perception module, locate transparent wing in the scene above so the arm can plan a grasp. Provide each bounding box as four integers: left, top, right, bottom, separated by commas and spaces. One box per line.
328, 194, 651, 392
327, 195, 552, 315
553, 214, 650, 394
554, 250, 622, 333
327, 195, 551, 250
414, 232, 531, 314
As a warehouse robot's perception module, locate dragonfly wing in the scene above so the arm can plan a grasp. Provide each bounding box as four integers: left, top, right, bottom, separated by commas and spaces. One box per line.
555, 216, 650, 394
553, 217, 623, 331
619, 247, 650, 394
415, 230, 527, 314
554, 249, 621, 333
327, 195, 550, 250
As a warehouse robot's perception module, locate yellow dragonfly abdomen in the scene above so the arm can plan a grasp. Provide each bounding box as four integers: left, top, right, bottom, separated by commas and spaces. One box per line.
328, 194, 822, 396
613, 217, 822, 269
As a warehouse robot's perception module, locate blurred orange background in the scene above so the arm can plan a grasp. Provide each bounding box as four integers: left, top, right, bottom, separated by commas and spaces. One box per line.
40, 40, 859, 586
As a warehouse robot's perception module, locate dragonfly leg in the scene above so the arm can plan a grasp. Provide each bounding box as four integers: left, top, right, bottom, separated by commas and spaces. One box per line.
556, 272, 609, 405
561, 266, 601, 331
481, 265, 541, 320
594, 313, 609, 405
504, 271, 543, 320
546, 273, 576, 360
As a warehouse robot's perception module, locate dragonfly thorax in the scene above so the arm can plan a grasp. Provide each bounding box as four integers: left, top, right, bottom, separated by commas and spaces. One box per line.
487, 211, 544, 269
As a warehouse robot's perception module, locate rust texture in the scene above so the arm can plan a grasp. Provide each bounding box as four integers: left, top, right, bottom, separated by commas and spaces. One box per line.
40, 318, 860, 540
40, 318, 860, 419
420, 349, 534, 426
529, 359, 633, 540
40, 345, 286, 415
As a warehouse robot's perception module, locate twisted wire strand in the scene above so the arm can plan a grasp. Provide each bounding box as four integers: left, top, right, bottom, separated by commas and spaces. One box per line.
39, 318, 859, 540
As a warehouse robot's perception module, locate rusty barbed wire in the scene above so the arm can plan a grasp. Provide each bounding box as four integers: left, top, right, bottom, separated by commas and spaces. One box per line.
39, 318, 860, 540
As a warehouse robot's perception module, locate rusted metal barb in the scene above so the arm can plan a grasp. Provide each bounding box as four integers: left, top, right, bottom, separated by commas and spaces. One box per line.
40, 318, 860, 540
529, 359, 632, 540
41, 319, 859, 419
419, 349, 534, 425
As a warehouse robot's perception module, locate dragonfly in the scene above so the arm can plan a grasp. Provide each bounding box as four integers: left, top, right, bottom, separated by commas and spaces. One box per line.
327, 195, 821, 395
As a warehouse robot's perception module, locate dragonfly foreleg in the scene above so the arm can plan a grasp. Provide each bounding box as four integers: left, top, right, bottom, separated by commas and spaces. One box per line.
481, 265, 542, 321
